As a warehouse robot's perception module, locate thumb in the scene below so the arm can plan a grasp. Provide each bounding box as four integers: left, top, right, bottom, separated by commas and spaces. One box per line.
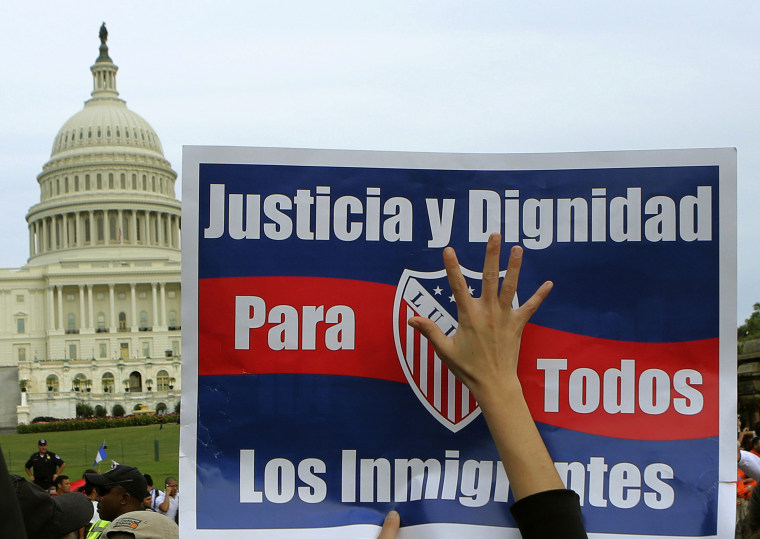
377, 510, 400, 539
408, 317, 450, 356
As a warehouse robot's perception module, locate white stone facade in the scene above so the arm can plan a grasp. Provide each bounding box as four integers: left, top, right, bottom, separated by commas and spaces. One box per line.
0, 26, 181, 426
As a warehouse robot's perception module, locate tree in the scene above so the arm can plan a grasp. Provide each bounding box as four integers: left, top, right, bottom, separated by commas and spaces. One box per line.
76, 403, 94, 418
111, 404, 125, 417
739, 303, 760, 349
95, 405, 107, 418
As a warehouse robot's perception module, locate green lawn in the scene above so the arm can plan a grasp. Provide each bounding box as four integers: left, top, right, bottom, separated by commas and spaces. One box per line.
0, 423, 179, 484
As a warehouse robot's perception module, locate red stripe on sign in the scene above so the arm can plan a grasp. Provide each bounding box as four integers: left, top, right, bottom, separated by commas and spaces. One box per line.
518, 324, 719, 440
198, 276, 405, 382
198, 276, 718, 440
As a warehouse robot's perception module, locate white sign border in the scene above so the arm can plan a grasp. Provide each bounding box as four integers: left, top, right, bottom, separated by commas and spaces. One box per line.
180, 146, 736, 538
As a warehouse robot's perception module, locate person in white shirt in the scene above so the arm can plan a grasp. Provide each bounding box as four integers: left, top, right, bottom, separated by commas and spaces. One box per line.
154, 477, 178, 522
740, 450, 760, 481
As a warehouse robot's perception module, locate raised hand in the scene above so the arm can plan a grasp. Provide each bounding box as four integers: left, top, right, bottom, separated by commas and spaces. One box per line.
408, 233, 563, 501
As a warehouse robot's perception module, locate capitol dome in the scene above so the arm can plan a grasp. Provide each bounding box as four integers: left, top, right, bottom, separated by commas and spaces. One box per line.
47, 24, 167, 163
51, 99, 164, 158
26, 24, 180, 266
0, 23, 182, 432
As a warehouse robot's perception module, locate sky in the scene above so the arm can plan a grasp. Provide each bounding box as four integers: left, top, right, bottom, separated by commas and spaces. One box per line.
1, 1, 758, 323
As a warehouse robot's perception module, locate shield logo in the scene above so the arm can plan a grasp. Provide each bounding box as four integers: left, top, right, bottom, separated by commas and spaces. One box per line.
392, 265, 517, 432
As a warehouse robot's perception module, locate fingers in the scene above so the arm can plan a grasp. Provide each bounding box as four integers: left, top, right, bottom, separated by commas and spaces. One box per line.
480, 233, 502, 300
516, 280, 553, 325
498, 245, 523, 309
443, 247, 470, 309
377, 510, 400, 539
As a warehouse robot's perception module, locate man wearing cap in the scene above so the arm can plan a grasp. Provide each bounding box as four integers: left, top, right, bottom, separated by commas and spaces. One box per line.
85, 465, 178, 538
25, 438, 66, 490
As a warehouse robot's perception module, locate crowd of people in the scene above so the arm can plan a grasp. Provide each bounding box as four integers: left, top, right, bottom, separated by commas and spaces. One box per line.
1, 438, 179, 538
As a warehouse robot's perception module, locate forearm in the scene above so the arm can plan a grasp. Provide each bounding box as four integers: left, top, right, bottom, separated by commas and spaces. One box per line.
56, 462, 66, 475
25, 467, 33, 479
159, 497, 170, 512
478, 379, 565, 501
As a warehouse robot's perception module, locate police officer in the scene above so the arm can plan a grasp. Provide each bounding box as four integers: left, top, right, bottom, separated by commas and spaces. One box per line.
24, 439, 65, 490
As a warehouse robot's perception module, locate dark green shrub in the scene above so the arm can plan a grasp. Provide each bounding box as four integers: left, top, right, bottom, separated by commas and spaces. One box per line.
76, 403, 95, 418
32, 416, 59, 423
16, 413, 178, 433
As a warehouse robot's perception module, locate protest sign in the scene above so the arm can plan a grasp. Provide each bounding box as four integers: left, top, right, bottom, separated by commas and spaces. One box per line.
181, 147, 736, 537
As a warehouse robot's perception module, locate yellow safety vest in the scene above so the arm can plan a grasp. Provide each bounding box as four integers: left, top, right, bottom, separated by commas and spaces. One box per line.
86, 519, 110, 539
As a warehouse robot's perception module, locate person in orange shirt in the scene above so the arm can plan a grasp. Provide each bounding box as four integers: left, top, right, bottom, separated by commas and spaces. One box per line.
738, 468, 756, 532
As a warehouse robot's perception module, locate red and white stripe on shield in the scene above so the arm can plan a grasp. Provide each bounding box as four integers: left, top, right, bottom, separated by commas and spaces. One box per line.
395, 275, 480, 432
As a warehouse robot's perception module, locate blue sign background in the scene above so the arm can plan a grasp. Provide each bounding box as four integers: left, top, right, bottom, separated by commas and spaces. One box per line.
191, 157, 722, 536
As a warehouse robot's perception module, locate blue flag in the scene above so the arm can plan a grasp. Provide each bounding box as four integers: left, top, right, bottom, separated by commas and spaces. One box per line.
93, 441, 107, 466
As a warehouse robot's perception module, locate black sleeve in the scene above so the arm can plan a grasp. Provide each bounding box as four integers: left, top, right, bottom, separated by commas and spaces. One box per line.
24, 455, 33, 470
0, 447, 27, 538
510, 489, 587, 539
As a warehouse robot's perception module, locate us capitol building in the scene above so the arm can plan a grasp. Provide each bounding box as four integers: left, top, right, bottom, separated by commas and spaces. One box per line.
0, 25, 181, 428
